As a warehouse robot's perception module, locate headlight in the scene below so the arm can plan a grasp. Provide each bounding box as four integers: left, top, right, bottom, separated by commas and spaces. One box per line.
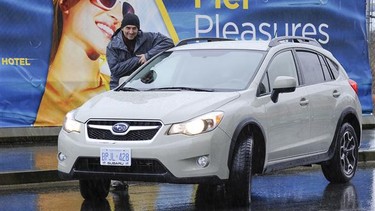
168, 111, 224, 136
62, 110, 82, 133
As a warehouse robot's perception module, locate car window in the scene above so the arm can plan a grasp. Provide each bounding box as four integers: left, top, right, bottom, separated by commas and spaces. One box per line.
259, 50, 298, 95
131, 52, 179, 87
326, 58, 339, 79
318, 55, 334, 81
296, 50, 325, 85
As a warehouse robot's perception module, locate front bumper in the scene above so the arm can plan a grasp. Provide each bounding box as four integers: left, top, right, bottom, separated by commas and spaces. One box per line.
58, 161, 224, 184
57, 125, 231, 184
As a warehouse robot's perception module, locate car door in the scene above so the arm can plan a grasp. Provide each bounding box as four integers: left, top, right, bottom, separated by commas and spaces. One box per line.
295, 50, 339, 152
260, 50, 311, 162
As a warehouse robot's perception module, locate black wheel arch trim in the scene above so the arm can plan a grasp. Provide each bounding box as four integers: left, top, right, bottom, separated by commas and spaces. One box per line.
326, 107, 361, 162
227, 118, 266, 171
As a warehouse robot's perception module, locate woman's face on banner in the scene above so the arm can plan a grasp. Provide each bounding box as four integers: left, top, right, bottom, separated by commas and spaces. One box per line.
63, 0, 123, 58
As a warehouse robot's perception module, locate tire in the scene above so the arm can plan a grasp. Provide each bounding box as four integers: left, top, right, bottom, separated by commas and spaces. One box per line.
79, 179, 110, 200
321, 123, 358, 183
226, 134, 253, 206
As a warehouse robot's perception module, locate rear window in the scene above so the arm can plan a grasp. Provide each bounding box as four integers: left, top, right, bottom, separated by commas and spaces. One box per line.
296, 51, 325, 85
326, 58, 339, 79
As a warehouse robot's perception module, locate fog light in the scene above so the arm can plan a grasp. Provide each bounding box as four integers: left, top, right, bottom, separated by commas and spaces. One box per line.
58, 152, 67, 161
197, 156, 209, 168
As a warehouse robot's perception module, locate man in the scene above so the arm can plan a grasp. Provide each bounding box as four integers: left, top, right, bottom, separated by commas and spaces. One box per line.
106, 13, 174, 89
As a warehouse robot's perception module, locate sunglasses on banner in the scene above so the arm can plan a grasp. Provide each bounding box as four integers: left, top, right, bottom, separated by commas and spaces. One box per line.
90, 0, 125, 11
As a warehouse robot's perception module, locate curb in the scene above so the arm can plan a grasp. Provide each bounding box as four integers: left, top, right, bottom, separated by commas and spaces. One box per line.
359, 151, 375, 162
0, 170, 62, 186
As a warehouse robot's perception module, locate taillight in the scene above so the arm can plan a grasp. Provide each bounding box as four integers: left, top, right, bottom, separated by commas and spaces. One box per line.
349, 79, 358, 94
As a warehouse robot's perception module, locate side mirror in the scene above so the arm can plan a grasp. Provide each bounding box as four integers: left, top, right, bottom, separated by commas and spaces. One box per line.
270, 76, 297, 103
141, 70, 157, 84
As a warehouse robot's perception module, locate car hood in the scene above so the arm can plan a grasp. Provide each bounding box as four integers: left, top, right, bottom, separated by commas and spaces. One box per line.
75, 91, 240, 124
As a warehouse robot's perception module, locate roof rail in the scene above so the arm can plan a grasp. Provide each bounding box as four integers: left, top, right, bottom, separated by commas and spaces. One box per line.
269, 36, 322, 48
175, 37, 234, 47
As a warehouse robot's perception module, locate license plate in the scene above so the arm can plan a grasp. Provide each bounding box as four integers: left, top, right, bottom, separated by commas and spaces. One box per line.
100, 148, 131, 166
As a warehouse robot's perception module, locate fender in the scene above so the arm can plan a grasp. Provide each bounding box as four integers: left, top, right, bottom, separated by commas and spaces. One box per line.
227, 117, 266, 169
326, 107, 361, 162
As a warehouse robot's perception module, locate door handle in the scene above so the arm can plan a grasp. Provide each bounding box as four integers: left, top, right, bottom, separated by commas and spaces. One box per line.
333, 90, 341, 98
300, 98, 309, 106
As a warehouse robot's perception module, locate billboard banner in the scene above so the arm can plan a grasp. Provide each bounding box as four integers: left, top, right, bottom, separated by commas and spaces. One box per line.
0, 0, 372, 128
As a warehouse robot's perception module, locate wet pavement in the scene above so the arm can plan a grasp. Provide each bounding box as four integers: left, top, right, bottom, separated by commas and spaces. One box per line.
0, 143, 59, 185
0, 129, 374, 209
0, 143, 57, 172
1, 162, 375, 210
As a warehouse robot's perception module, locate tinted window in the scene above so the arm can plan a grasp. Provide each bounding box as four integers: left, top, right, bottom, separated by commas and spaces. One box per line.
326, 58, 339, 79
318, 55, 333, 81
296, 51, 325, 85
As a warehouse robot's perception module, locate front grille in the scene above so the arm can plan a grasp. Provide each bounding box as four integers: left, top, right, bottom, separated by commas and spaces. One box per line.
73, 157, 167, 174
87, 120, 162, 141
88, 129, 159, 141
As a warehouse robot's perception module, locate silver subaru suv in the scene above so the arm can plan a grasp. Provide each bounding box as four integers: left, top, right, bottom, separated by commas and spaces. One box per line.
58, 36, 362, 205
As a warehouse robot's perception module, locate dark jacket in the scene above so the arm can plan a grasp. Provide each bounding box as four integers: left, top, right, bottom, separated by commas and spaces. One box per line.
106, 30, 174, 89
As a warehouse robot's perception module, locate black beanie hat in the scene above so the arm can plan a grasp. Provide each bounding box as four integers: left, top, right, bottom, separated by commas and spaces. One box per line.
121, 13, 140, 29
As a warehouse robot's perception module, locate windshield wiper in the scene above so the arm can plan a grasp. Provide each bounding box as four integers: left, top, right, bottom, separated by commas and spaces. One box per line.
117, 87, 140, 92
147, 87, 214, 92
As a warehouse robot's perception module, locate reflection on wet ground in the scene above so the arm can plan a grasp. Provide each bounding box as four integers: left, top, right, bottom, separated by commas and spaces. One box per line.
0, 144, 57, 173
1, 162, 375, 210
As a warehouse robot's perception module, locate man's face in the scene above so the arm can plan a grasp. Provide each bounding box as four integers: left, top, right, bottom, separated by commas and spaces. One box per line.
122, 25, 138, 40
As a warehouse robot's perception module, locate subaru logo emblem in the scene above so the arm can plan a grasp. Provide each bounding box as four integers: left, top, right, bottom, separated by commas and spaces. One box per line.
112, 123, 129, 133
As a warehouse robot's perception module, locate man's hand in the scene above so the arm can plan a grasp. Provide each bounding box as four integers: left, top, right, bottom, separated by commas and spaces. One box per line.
137, 54, 147, 64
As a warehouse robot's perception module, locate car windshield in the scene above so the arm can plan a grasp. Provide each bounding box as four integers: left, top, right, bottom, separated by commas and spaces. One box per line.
120, 49, 265, 91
